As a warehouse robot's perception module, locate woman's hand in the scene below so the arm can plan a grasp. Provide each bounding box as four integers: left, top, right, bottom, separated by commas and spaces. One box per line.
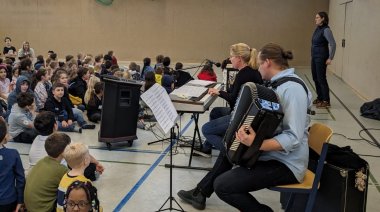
236, 125, 256, 147
208, 88, 220, 96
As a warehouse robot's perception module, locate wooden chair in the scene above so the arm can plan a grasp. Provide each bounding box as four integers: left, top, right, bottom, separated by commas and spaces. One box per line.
269, 123, 333, 212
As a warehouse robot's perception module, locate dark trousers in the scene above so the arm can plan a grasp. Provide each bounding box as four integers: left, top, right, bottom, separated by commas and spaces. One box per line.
311, 56, 330, 102
13, 128, 38, 143
0, 201, 17, 212
209, 107, 231, 120
197, 152, 298, 211
88, 113, 101, 123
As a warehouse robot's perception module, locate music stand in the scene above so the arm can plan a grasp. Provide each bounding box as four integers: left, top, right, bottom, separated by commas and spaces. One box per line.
140, 83, 184, 212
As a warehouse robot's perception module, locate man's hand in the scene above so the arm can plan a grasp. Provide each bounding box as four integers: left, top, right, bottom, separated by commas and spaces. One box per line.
326, 59, 332, 65
95, 162, 105, 174
236, 125, 256, 147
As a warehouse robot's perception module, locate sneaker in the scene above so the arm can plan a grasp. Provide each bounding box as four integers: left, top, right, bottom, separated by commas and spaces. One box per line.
81, 124, 96, 129
312, 99, 321, 105
316, 101, 331, 108
192, 148, 212, 158
177, 187, 206, 210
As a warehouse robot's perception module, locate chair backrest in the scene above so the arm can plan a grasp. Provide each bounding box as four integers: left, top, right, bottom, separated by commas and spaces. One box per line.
308, 123, 333, 155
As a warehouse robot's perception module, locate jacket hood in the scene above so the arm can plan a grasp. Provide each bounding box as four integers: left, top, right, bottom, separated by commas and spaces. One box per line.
15, 75, 32, 93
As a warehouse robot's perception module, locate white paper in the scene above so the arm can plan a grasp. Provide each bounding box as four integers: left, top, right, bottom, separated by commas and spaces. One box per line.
141, 83, 178, 134
171, 85, 208, 99
187, 79, 215, 87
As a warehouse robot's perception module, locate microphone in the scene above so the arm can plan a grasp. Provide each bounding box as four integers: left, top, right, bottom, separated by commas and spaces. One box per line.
206, 59, 221, 68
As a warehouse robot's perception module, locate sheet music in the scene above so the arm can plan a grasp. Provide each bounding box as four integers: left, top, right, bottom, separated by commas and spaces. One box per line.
141, 83, 178, 134
171, 85, 208, 99
187, 80, 215, 87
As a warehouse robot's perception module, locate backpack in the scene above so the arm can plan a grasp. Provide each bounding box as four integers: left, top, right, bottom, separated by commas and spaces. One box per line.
360, 98, 380, 120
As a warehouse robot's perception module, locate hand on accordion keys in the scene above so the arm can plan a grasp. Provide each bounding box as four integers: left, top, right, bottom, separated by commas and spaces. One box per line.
236, 125, 256, 147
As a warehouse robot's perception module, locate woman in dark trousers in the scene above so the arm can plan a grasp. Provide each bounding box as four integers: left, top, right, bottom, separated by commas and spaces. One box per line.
311, 11, 336, 108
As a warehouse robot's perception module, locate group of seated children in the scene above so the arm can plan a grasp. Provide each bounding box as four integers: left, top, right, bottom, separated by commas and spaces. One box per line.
0, 112, 103, 211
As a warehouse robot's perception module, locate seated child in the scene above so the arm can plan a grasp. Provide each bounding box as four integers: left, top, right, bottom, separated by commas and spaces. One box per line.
0, 64, 12, 99
44, 82, 82, 133
197, 64, 217, 82
0, 118, 25, 212
8, 92, 38, 143
86, 82, 103, 123
63, 180, 100, 212
24, 133, 71, 212
57, 143, 92, 211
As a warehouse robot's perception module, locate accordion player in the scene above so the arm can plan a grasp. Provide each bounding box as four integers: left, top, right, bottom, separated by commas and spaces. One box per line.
224, 82, 284, 168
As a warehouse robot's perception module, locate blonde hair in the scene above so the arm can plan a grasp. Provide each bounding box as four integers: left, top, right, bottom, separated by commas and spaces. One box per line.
230, 43, 258, 69
84, 76, 101, 105
63, 143, 89, 169
123, 71, 131, 80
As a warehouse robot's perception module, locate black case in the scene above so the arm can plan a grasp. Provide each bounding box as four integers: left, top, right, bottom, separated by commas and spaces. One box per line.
281, 162, 369, 212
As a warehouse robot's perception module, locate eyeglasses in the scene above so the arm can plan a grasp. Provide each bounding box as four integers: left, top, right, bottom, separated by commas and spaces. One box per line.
66, 200, 90, 209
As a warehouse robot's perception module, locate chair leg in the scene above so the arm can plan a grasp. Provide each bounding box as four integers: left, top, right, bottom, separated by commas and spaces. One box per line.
284, 193, 295, 212
305, 190, 317, 212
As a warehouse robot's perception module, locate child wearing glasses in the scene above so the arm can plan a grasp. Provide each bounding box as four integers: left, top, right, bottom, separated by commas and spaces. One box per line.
63, 180, 100, 212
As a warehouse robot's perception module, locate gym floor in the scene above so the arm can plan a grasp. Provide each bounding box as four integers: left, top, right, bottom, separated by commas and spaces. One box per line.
8, 65, 380, 211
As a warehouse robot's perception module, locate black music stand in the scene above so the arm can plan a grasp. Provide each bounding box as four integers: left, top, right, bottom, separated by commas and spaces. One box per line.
156, 126, 185, 212
140, 83, 184, 212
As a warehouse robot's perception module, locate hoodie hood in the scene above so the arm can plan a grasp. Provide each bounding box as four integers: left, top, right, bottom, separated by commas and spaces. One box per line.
15, 75, 32, 94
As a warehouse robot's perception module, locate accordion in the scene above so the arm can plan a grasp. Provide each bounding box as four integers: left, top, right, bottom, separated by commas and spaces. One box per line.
224, 82, 284, 168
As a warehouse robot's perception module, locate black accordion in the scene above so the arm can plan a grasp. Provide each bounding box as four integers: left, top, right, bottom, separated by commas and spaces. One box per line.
224, 82, 284, 168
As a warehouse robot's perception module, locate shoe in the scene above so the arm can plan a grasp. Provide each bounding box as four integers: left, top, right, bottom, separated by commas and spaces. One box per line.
192, 148, 212, 158
312, 99, 321, 105
177, 187, 206, 210
74, 127, 82, 134
316, 101, 331, 108
81, 124, 96, 129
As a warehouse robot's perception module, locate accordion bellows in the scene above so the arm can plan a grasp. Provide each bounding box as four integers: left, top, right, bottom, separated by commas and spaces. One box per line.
224, 82, 284, 168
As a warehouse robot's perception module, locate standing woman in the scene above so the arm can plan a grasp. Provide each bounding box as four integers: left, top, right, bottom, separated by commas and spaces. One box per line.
311, 11, 336, 108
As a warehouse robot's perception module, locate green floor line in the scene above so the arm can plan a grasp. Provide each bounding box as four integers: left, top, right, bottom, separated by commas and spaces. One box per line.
369, 173, 380, 193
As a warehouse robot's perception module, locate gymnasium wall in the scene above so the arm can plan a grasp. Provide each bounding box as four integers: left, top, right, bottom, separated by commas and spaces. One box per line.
0, 0, 328, 65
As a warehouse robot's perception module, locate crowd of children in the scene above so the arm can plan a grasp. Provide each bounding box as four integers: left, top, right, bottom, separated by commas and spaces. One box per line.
0, 36, 217, 211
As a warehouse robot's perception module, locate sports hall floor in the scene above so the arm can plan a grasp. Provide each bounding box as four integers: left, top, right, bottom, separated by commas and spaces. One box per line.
8, 65, 380, 211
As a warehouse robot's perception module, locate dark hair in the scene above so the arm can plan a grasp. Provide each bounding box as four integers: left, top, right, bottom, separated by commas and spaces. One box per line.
51, 69, 67, 84
143, 57, 151, 66
163, 57, 171, 67
156, 54, 164, 63
103, 54, 112, 61
50, 53, 57, 60
66, 55, 74, 62
52, 82, 65, 90
110, 65, 119, 71
94, 55, 103, 63
201, 64, 214, 75
48, 50, 55, 54
63, 181, 100, 212
0, 118, 7, 142
94, 82, 103, 94
17, 92, 34, 108
31, 68, 47, 90
104, 60, 112, 69
175, 62, 183, 70
144, 71, 156, 91
77, 67, 89, 79
37, 55, 44, 62
318, 11, 329, 25
4, 37, 11, 42
259, 43, 293, 69
107, 50, 114, 56
34, 111, 56, 136
20, 58, 32, 70
155, 67, 163, 75
45, 133, 71, 158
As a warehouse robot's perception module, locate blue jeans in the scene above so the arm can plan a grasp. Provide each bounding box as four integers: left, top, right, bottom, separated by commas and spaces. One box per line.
201, 114, 231, 153
57, 108, 87, 132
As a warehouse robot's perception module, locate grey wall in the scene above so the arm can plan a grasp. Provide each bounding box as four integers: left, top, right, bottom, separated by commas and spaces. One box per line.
0, 0, 328, 65
329, 0, 380, 100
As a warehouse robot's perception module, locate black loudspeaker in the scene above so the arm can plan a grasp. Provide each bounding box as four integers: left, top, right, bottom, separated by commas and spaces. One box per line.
99, 76, 143, 148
